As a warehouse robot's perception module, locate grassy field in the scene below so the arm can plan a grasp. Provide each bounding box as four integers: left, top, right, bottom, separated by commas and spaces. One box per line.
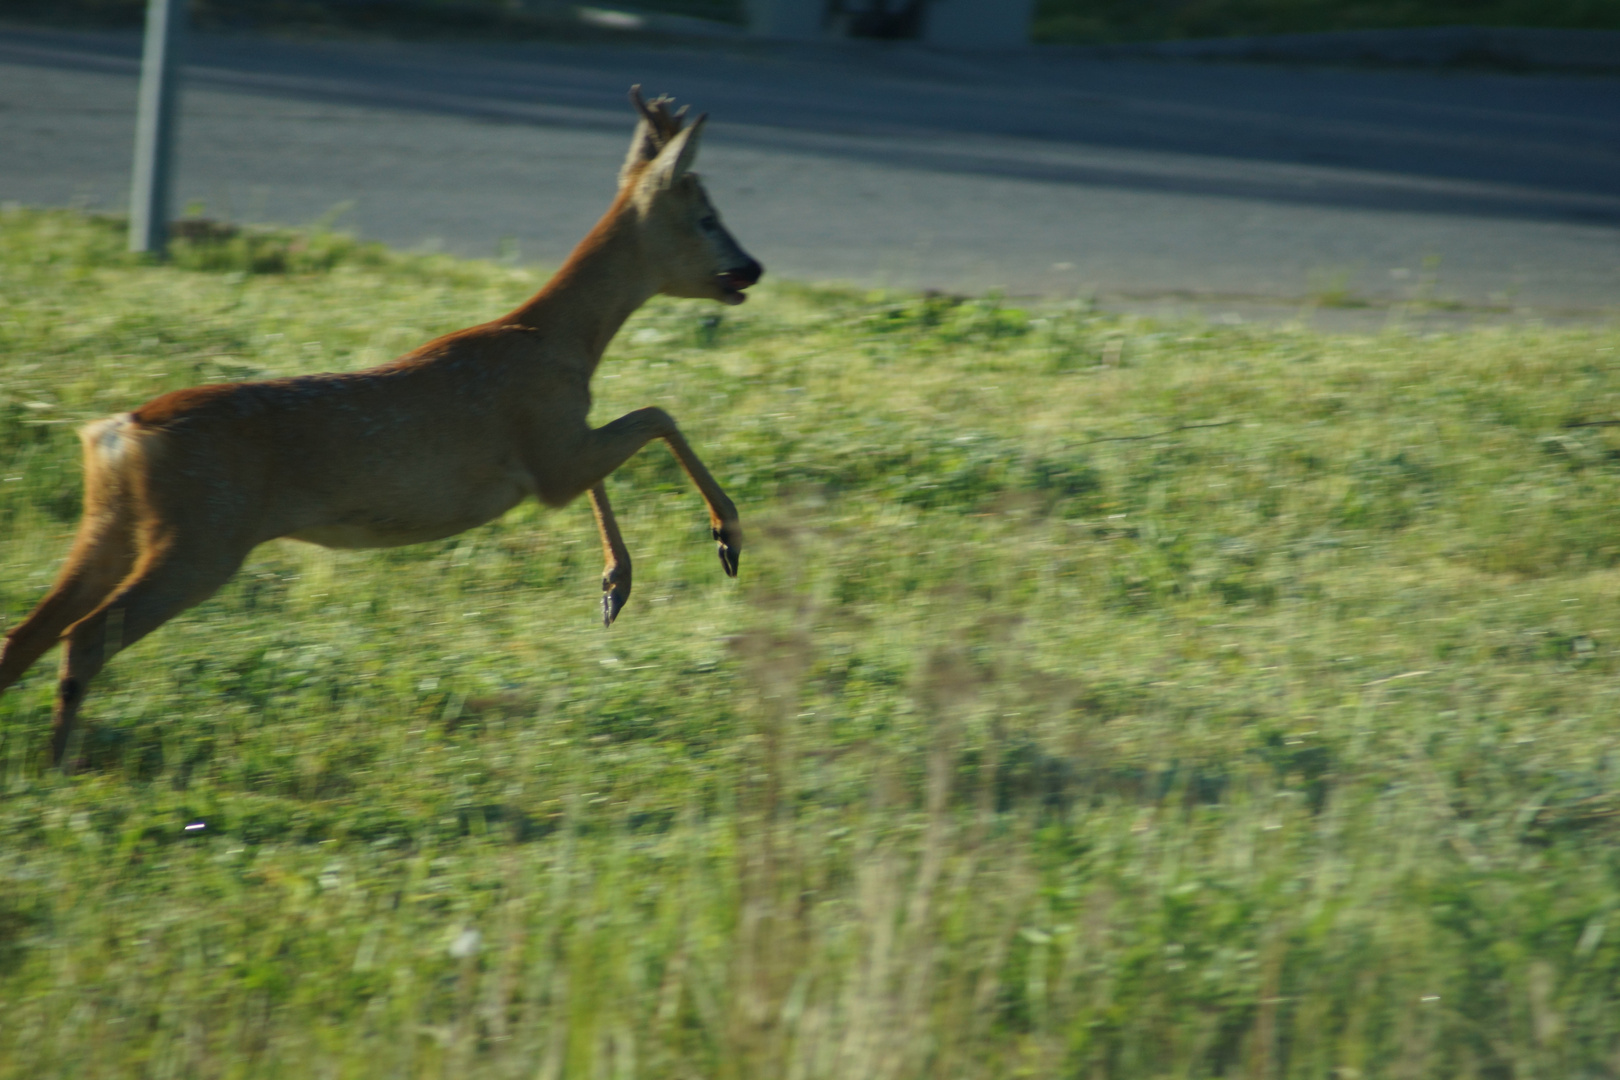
2, 207, 1620, 1078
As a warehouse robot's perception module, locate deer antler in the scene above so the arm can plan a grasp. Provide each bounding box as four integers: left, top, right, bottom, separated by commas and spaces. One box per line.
629, 85, 689, 145
621, 85, 694, 186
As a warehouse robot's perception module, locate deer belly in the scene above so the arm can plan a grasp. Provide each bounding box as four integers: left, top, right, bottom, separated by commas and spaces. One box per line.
284, 477, 532, 550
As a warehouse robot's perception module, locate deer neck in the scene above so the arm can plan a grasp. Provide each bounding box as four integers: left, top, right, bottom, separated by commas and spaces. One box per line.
502, 192, 660, 371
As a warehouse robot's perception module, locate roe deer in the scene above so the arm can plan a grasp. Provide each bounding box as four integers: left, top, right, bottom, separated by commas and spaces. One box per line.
0, 87, 762, 769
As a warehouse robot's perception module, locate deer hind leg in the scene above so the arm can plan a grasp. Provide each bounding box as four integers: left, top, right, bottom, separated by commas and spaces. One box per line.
50, 539, 249, 770
545, 407, 741, 580
0, 510, 138, 697
589, 483, 633, 626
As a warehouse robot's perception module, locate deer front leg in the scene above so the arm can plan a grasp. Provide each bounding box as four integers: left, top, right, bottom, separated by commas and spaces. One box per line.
542, 407, 741, 580
588, 483, 632, 626
658, 422, 741, 578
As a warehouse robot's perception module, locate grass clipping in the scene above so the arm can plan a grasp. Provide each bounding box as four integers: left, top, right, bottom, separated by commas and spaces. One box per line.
2, 207, 1620, 1078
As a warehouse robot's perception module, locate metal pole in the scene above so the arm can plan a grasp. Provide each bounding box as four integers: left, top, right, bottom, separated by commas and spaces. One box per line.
129, 0, 187, 255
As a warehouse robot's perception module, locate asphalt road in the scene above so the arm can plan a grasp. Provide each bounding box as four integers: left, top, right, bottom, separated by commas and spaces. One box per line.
3, 24, 1618, 315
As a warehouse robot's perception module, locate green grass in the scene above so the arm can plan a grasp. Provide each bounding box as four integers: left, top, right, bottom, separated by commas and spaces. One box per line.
3, 206, 1620, 1077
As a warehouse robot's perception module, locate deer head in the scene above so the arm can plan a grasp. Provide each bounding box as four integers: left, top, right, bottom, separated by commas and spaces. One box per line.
621, 87, 763, 306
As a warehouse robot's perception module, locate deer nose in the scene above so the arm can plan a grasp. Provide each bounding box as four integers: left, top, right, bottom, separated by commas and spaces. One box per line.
728, 258, 763, 287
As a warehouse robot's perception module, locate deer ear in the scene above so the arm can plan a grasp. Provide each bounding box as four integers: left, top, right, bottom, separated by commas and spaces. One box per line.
642, 114, 707, 190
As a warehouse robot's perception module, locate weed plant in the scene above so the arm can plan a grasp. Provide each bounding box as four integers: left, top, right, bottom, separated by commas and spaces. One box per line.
2, 207, 1620, 1077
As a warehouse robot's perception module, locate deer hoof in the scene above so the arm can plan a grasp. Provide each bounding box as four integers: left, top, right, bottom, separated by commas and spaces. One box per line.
713, 525, 740, 578
602, 580, 628, 627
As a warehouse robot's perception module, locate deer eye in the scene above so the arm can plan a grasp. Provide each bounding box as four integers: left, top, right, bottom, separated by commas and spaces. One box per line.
699, 215, 719, 231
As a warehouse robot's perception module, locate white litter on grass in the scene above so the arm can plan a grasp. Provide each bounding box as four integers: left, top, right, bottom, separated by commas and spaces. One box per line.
448, 928, 482, 959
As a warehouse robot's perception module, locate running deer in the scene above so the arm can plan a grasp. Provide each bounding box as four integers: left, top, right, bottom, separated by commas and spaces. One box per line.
0, 88, 762, 769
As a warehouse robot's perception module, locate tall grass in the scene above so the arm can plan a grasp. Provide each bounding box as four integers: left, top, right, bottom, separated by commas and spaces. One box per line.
2, 207, 1620, 1077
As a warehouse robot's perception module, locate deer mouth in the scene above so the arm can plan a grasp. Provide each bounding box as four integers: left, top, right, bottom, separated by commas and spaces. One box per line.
716, 264, 762, 306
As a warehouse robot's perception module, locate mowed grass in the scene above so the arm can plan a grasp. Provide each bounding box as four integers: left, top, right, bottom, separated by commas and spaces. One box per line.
2, 207, 1620, 1078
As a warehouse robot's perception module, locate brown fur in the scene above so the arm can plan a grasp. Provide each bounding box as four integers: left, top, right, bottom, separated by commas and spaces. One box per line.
0, 87, 763, 770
